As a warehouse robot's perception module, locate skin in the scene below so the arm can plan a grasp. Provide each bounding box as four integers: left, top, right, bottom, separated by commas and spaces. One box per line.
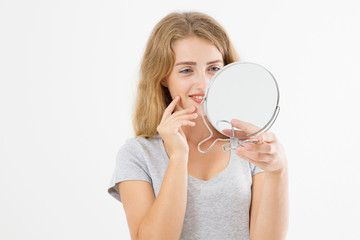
160, 36, 226, 147
119, 36, 289, 240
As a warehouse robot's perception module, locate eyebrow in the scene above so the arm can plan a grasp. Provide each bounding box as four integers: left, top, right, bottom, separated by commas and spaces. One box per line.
175, 59, 223, 66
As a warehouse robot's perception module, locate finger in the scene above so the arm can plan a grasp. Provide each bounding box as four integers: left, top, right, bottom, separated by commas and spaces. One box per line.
178, 126, 186, 137
222, 129, 248, 137
230, 119, 261, 134
168, 112, 198, 124
236, 146, 260, 160
171, 105, 196, 119
236, 147, 264, 163
258, 132, 277, 143
236, 146, 271, 163
172, 120, 196, 131
243, 142, 276, 154
236, 152, 270, 171
162, 96, 181, 121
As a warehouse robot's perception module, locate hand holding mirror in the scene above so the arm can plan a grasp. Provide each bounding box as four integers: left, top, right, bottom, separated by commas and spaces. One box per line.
198, 62, 280, 153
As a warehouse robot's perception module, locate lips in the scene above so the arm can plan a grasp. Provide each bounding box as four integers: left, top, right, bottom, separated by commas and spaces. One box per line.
189, 93, 205, 97
189, 94, 205, 103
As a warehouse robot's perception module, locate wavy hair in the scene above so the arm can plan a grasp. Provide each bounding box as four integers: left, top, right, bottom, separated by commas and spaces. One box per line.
133, 11, 239, 138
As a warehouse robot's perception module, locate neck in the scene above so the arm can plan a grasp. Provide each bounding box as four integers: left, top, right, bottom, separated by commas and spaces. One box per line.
182, 115, 225, 147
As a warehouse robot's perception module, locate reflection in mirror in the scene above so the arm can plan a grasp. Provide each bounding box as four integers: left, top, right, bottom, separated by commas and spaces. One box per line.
198, 62, 280, 153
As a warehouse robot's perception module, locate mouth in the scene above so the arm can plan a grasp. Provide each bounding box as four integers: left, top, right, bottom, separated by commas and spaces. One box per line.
189, 94, 205, 104
189, 95, 204, 100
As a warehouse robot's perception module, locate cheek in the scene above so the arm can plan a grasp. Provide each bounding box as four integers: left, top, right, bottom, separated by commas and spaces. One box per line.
168, 83, 188, 98
166, 76, 194, 107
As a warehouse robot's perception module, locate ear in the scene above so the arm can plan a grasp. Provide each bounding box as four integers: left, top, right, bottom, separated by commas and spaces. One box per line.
161, 79, 168, 87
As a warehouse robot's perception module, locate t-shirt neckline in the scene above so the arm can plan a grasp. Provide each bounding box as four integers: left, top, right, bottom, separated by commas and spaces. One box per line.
157, 134, 233, 184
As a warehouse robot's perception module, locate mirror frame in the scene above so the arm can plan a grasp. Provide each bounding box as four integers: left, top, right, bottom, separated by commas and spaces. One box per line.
198, 61, 280, 153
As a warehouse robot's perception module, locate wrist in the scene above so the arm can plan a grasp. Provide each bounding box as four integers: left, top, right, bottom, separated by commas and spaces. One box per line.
169, 153, 188, 162
265, 165, 288, 177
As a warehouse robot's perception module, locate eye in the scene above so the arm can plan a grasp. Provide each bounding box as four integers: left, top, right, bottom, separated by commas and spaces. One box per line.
180, 68, 193, 73
209, 66, 221, 72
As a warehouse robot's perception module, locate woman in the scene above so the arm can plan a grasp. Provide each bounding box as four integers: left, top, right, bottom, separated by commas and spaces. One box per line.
108, 11, 288, 240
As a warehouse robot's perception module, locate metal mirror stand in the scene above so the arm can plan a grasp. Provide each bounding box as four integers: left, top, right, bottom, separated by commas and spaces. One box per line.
197, 100, 280, 154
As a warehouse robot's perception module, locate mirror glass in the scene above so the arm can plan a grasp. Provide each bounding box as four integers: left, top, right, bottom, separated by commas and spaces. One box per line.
198, 62, 280, 153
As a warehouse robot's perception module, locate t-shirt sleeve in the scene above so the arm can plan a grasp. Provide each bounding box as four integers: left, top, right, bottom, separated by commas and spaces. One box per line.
107, 138, 152, 202
249, 162, 264, 176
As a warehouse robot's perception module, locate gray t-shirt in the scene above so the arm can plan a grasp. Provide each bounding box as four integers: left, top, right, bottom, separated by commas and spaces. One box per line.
108, 134, 264, 240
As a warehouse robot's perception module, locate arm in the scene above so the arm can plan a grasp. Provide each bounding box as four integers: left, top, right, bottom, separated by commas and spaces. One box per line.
119, 155, 188, 240
250, 169, 289, 240
120, 96, 197, 240
229, 121, 288, 239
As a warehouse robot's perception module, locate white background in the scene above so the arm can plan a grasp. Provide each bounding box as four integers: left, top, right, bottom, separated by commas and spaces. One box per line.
1, 0, 359, 239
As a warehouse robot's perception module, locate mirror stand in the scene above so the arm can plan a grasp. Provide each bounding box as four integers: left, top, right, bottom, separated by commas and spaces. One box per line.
197, 102, 281, 154
197, 101, 255, 153
197, 100, 230, 153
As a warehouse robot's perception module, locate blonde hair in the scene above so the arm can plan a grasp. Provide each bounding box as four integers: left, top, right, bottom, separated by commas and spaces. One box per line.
133, 11, 239, 138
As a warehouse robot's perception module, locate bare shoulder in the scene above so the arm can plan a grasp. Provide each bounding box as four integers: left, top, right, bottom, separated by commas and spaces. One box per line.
119, 181, 155, 239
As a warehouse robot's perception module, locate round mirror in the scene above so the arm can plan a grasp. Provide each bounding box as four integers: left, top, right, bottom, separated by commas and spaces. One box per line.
198, 62, 280, 153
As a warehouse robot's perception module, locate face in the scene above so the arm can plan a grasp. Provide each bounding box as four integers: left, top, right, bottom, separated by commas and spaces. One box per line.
163, 36, 224, 113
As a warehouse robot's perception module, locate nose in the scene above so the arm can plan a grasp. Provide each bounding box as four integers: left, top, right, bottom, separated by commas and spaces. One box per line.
195, 71, 211, 90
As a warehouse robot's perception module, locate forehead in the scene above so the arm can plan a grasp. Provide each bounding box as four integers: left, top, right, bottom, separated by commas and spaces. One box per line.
172, 37, 223, 63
